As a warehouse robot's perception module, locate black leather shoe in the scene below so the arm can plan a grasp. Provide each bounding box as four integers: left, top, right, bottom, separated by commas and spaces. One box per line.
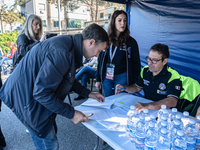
74, 95, 85, 101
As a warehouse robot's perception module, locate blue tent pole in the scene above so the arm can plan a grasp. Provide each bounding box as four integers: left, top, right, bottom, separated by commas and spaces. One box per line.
125, 1, 131, 28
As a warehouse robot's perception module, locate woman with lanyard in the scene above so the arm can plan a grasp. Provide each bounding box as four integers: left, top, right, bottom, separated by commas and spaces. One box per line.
95, 10, 141, 97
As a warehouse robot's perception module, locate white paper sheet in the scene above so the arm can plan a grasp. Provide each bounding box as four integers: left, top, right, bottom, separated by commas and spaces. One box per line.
81, 98, 115, 109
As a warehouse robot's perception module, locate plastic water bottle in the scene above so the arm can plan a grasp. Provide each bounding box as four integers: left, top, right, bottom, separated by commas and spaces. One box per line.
196, 116, 200, 149
169, 108, 177, 129
129, 110, 139, 143
181, 111, 189, 127
143, 109, 150, 121
184, 119, 198, 150
135, 115, 146, 150
172, 130, 187, 150
170, 119, 182, 148
175, 113, 184, 129
158, 121, 168, 136
145, 121, 157, 150
157, 114, 168, 130
156, 128, 171, 150
146, 114, 157, 131
126, 105, 135, 135
157, 105, 167, 124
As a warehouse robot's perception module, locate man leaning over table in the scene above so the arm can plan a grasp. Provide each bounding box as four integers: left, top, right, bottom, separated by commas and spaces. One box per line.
0, 23, 109, 150
115, 43, 181, 113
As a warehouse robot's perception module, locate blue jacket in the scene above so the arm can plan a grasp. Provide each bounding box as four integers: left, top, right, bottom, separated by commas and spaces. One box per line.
0, 34, 91, 138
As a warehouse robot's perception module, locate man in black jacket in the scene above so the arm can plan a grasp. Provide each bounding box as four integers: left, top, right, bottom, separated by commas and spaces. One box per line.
0, 23, 109, 150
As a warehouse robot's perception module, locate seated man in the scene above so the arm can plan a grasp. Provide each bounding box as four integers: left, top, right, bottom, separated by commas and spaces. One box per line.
115, 43, 182, 113
74, 64, 97, 100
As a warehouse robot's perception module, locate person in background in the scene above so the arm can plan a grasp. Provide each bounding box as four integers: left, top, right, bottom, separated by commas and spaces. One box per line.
0, 42, 17, 67
95, 10, 141, 97
74, 57, 98, 100
0, 23, 109, 150
13, 14, 49, 67
76, 56, 97, 73
116, 43, 182, 113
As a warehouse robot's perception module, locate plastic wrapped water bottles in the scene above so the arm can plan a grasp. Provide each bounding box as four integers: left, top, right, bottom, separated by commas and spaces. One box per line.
169, 108, 177, 129
157, 128, 171, 150
145, 121, 157, 150
126, 105, 135, 135
184, 119, 198, 150
157, 105, 167, 124
172, 130, 187, 150
129, 110, 139, 143
196, 116, 200, 149
181, 111, 189, 127
135, 115, 146, 150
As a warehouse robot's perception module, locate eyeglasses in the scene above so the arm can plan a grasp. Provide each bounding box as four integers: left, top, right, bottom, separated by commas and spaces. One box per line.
145, 56, 164, 64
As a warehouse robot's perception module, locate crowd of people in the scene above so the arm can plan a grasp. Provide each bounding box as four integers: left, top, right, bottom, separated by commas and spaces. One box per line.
0, 10, 199, 150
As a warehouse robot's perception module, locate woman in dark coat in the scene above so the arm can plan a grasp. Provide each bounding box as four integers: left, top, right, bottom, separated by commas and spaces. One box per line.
13, 14, 48, 67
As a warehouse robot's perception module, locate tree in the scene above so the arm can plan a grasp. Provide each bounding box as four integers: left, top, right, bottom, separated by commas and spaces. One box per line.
0, 0, 26, 33
0, 4, 7, 33
80, 0, 125, 21
2, 10, 25, 32
47, 0, 80, 29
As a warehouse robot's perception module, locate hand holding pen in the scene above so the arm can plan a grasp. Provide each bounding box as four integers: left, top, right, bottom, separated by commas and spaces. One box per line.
115, 84, 127, 95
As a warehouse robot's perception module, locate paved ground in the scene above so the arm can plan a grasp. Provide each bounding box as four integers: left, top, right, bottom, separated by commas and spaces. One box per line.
1, 72, 114, 150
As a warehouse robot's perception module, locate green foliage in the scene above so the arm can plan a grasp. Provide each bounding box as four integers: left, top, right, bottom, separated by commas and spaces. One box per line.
0, 32, 19, 54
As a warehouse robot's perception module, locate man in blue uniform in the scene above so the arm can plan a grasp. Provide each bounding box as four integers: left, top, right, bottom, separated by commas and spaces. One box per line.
116, 43, 181, 113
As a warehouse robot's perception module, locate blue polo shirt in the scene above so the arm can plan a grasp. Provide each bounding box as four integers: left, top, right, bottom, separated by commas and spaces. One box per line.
135, 65, 181, 101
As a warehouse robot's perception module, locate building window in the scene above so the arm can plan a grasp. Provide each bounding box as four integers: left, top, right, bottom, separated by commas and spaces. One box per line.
43, 20, 46, 27
100, 13, 104, 18
67, 19, 81, 28
54, 21, 62, 27
39, 4, 45, 11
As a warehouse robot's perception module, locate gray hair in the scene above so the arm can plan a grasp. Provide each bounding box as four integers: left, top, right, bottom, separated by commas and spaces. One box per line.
20, 14, 43, 41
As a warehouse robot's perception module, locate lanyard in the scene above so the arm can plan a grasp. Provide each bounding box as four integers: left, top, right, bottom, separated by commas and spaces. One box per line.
109, 45, 118, 63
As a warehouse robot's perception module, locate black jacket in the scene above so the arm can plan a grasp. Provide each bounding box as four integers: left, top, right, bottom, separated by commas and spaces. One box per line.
0, 34, 90, 138
13, 33, 40, 66
96, 36, 141, 85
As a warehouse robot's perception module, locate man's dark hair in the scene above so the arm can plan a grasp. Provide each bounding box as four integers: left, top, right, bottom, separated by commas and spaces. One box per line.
150, 43, 169, 59
82, 23, 109, 47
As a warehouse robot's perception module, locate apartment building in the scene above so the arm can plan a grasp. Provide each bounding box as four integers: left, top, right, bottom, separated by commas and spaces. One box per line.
20, 0, 89, 32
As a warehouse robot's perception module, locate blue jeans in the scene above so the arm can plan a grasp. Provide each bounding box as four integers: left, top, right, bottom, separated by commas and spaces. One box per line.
75, 66, 96, 87
102, 71, 128, 97
0, 57, 12, 66
28, 125, 59, 150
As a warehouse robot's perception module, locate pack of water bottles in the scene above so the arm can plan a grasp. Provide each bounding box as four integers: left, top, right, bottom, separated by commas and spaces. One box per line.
126, 105, 200, 150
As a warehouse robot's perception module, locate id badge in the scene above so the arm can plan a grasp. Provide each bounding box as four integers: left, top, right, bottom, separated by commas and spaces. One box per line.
106, 63, 115, 80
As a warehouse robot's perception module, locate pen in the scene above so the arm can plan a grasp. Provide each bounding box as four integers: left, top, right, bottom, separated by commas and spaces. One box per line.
87, 113, 93, 117
112, 88, 126, 90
